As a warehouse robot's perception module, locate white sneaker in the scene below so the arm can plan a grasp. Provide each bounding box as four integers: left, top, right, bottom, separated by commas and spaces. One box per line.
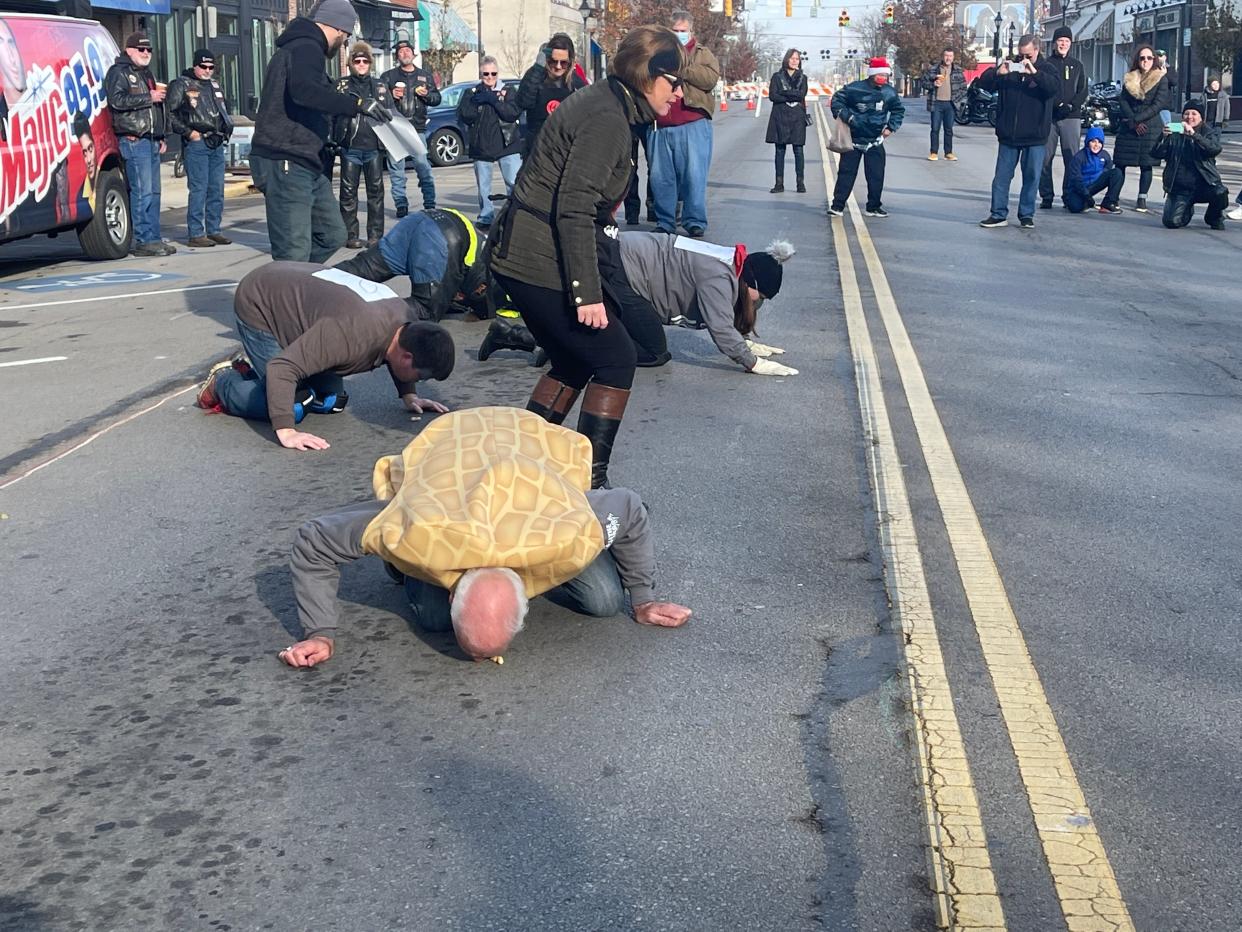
1226, 204, 1242, 221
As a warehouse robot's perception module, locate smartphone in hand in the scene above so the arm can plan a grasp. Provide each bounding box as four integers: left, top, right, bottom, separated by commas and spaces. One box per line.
1167, 121, 1184, 133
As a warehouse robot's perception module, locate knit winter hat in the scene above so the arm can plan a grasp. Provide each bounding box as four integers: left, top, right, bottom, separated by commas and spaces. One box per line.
311, 0, 357, 34
1053, 26, 1073, 41
1182, 100, 1207, 122
867, 57, 892, 76
192, 48, 215, 67
741, 241, 796, 299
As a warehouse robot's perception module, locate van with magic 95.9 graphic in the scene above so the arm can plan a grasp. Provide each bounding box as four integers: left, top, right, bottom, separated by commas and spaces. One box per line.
1, 3, 133, 259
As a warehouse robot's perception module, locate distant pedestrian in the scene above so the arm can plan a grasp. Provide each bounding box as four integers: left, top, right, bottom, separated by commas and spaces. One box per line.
381, 39, 439, 217
921, 48, 966, 160
976, 37, 1058, 229
1205, 77, 1228, 129
1151, 102, 1230, 230
647, 11, 720, 238
166, 48, 234, 248
459, 56, 522, 230
1114, 45, 1172, 213
105, 31, 172, 256
514, 33, 588, 159
195, 262, 455, 450
251, 0, 390, 262
1062, 126, 1124, 214
334, 41, 388, 249
1038, 26, 1087, 209
1156, 50, 1178, 99
488, 25, 686, 489
765, 49, 808, 194
828, 57, 905, 219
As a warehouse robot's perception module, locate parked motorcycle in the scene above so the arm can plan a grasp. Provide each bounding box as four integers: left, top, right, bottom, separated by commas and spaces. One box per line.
1083, 80, 1122, 133
955, 82, 997, 127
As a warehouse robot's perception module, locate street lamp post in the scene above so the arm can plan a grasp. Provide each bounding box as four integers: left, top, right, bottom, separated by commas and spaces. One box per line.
1008, 21, 1016, 57
993, 8, 1003, 61
579, 0, 593, 79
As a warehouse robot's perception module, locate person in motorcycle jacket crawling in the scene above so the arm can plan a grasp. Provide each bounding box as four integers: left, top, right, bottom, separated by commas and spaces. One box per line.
333, 208, 493, 321
1063, 126, 1125, 214
333, 42, 389, 249
1151, 101, 1231, 231
476, 234, 800, 377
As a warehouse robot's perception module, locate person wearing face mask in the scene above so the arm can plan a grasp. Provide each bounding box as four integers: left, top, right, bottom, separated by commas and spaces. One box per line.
647, 12, 720, 238
250, 0, 391, 262
828, 57, 905, 219
1037, 26, 1087, 210
488, 26, 687, 490
1151, 102, 1230, 230
513, 33, 588, 158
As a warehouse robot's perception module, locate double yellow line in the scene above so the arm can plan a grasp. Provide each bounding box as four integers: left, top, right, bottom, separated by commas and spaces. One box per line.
814, 116, 1135, 932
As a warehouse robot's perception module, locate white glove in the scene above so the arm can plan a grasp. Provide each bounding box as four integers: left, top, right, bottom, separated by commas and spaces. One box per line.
746, 339, 786, 357
749, 358, 799, 376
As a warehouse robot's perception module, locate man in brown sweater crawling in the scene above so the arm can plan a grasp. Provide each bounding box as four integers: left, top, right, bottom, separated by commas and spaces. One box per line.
196, 262, 455, 451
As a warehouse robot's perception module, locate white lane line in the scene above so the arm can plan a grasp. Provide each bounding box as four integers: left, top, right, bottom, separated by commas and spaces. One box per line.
0, 383, 197, 491
228, 227, 268, 235
0, 356, 68, 369
0, 282, 237, 312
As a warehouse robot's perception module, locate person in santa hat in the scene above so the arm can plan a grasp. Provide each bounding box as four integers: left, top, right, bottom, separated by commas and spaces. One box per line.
828, 57, 905, 218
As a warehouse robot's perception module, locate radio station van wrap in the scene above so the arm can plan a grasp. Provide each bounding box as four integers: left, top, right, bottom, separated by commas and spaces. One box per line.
1, 11, 132, 258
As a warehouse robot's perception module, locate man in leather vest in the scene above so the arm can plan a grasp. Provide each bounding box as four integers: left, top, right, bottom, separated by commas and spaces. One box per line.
167, 48, 234, 248
380, 39, 439, 217
104, 32, 172, 256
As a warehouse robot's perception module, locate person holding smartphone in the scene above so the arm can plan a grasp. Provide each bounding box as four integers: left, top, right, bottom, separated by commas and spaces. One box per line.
1151, 101, 1230, 230
977, 36, 1059, 229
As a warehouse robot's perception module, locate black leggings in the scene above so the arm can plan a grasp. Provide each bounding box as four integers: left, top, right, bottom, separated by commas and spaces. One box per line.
774, 144, 805, 177
493, 272, 636, 390
1120, 165, 1154, 196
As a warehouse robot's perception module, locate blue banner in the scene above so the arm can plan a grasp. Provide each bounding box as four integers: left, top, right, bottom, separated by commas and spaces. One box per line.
91, 0, 173, 14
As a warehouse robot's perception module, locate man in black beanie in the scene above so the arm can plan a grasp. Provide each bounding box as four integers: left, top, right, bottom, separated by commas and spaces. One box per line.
250, 0, 393, 263
1039, 26, 1088, 210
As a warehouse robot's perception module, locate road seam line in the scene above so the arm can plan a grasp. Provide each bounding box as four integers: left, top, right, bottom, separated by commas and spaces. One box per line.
814, 116, 1005, 932
839, 145, 1136, 932
0, 282, 237, 312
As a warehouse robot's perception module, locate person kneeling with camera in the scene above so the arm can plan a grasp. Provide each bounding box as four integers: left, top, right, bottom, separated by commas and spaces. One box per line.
1152, 102, 1230, 230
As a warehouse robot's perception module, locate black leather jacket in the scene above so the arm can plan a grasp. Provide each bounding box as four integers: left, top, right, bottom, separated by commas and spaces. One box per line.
104, 55, 166, 139
167, 69, 233, 144
333, 73, 388, 150
379, 65, 440, 130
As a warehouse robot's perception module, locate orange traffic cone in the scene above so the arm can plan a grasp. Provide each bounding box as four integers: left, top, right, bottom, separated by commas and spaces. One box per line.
720, 97, 728, 112
746, 95, 757, 110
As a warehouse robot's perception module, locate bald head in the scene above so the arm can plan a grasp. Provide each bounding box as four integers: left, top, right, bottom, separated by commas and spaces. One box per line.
451, 568, 528, 659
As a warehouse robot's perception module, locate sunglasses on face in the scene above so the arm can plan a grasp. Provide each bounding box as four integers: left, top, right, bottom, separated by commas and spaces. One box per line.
353, 58, 370, 63
481, 71, 498, 76
1138, 55, 1153, 60
658, 71, 684, 91
198, 64, 215, 70
548, 58, 570, 69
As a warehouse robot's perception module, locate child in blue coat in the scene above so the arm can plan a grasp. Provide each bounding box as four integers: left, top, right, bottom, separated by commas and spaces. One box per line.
1064, 126, 1125, 213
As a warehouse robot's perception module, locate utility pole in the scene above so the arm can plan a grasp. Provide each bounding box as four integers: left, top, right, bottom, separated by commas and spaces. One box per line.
477, 0, 484, 57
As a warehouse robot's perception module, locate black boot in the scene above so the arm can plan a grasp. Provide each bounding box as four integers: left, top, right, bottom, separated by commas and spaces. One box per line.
796, 176, 806, 193
478, 319, 539, 361
527, 373, 581, 426
770, 175, 784, 194
576, 383, 630, 489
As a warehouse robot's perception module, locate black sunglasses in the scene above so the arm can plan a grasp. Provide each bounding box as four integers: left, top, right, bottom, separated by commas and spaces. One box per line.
353, 57, 370, 63
658, 71, 684, 91
481, 71, 498, 76
548, 58, 570, 68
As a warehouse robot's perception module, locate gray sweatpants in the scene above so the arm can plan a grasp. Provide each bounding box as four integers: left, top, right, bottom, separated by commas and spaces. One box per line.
1039, 117, 1083, 200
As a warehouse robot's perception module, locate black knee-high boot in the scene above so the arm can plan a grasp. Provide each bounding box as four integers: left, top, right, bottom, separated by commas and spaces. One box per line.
526, 373, 581, 425
576, 383, 630, 489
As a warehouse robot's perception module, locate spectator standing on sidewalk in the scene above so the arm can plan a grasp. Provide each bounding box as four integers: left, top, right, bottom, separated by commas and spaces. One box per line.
1205, 77, 1229, 129
167, 48, 234, 248
1038, 27, 1087, 209
459, 56, 522, 230
251, 0, 390, 262
922, 48, 966, 160
765, 49, 809, 194
514, 34, 588, 159
105, 32, 173, 257
828, 58, 905, 219
334, 42, 389, 249
1151, 102, 1230, 230
1113, 45, 1171, 213
977, 37, 1058, 229
381, 39, 439, 217
647, 12, 720, 238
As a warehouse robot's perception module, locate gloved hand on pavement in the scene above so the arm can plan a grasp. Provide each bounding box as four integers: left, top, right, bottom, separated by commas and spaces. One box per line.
357, 97, 393, 122
749, 358, 799, 376
746, 339, 786, 357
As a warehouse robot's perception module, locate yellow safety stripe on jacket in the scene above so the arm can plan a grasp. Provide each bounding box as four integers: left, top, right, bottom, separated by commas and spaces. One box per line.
441, 208, 479, 268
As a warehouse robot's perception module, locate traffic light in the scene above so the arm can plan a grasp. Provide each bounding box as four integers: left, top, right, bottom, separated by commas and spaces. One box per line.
884, 4, 894, 23
838, 8, 850, 26
786, 0, 792, 15
820, 48, 831, 60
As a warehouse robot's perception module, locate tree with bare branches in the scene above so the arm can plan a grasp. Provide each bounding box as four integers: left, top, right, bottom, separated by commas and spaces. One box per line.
422, 0, 473, 82
882, 0, 961, 79
495, 0, 535, 78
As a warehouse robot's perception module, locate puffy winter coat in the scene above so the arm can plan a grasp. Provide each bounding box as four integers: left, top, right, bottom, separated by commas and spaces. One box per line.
458, 83, 522, 161
975, 58, 1059, 146
765, 68, 808, 146
104, 55, 166, 139
830, 77, 905, 145
1113, 69, 1172, 168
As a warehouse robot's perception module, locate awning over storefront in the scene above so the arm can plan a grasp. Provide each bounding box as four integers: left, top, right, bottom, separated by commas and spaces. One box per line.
417, 0, 478, 51
1073, 7, 1112, 42
92, 0, 172, 13
355, 0, 423, 51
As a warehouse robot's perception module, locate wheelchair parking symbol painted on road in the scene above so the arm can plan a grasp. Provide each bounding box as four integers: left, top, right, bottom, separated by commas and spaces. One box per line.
1, 270, 187, 293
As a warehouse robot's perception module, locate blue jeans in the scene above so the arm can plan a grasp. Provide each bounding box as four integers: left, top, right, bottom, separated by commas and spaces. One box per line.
250, 155, 345, 263
403, 551, 625, 633
990, 143, 1046, 220
388, 131, 435, 210
473, 153, 521, 224
119, 136, 162, 245
183, 138, 225, 238
215, 317, 345, 421
647, 118, 713, 233
930, 100, 956, 154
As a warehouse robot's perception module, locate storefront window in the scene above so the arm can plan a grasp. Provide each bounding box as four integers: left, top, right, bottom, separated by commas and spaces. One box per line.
218, 14, 239, 37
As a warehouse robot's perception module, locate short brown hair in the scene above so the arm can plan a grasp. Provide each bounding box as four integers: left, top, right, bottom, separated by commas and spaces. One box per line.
611, 25, 685, 95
